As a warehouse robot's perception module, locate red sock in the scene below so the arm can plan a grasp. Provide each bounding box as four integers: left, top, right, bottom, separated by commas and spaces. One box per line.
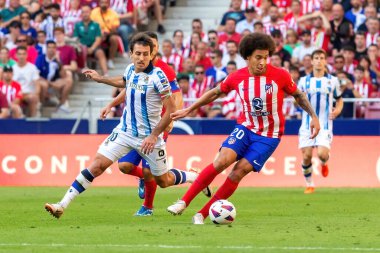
198, 177, 239, 218
128, 166, 143, 178
143, 179, 157, 209
182, 163, 220, 206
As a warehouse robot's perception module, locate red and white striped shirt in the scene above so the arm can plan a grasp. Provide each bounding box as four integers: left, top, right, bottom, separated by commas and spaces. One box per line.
366, 32, 379, 47
0, 81, 23, 104
343, 63, 357, 75
162, 53, 183, 73
191, 76, 214, 99
300, 0, 321, 14
354, 81, 373, 98
220, 65, 297, 138
62, 9, 82, 36
112, 0, 134, 14
241, 0, 261, 10
311, 28, 330, 52
263, 20, 288, 39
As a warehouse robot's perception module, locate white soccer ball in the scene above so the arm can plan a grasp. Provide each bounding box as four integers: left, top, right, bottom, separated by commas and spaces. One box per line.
209, 199, 236, 225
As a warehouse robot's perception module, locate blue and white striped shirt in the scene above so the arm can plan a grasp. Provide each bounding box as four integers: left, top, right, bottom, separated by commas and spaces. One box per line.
116, 62, 172, 144
298, 73, 342, 131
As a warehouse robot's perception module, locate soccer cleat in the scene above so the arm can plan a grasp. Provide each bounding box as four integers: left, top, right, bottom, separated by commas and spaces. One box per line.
304, 187, 315, 194
134, 205, 153, 216
45, 203, 64, 219
321, 164, 329, 177
192, 213, 205, 225
189, 168, 213, 198
138, 178, 145, 199
167, 200, 186, 215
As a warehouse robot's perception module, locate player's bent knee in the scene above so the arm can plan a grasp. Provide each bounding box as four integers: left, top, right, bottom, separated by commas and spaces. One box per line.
118, 162, 134, 174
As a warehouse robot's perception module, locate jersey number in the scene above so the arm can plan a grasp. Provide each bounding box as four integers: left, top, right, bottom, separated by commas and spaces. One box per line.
230, 128, 245, 139
108, 132, 118, 142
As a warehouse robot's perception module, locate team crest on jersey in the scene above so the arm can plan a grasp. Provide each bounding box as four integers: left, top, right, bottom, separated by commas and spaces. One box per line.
265, 83, 273, 94
144, 76, 149, 82
228, 137, 236, 145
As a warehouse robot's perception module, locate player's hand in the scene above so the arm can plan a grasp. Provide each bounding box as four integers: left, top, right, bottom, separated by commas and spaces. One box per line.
141, 135, 158, 155
309, 116, 320, 139
170, 108, 191, 120
82, 69, 101, 81
100, 105, 112, 120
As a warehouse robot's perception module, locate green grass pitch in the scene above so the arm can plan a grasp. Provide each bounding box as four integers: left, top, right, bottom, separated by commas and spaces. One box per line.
0, 187, 379, 253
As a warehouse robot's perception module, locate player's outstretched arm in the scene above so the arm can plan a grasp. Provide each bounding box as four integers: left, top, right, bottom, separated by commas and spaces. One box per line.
171, 86, 223, 120
82, 69, 125, 88
291, 88, 321, 139
141, 95, 176, 155
100, 89, 126, 120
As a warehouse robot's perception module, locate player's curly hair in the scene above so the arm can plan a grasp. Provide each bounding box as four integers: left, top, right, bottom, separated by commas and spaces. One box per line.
129, 33, 154, 54
239, 33, 275, 60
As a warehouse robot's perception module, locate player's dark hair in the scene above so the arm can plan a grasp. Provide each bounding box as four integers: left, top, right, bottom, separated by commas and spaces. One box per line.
311, 49, 327, 59
143, 31, 158, 41
239, 33, 275, 59
129, 33, 154, 54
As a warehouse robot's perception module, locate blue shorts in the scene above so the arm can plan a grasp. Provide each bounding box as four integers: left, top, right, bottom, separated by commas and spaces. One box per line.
221, 125, 280, 172
118, 150, 150, 169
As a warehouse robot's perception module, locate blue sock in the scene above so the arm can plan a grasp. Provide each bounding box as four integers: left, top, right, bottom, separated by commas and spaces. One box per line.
71, 168, 94, 193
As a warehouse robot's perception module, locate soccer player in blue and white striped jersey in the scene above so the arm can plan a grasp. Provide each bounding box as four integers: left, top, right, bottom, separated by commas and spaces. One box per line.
298, 49, 343, 194
45, 33, 206, 218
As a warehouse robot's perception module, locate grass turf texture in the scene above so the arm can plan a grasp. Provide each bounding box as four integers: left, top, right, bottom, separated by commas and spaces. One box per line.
0, 187, 379, 253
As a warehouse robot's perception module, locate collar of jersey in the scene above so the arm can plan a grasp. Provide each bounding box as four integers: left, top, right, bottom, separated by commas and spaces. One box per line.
142, 61, 154, 74
310, 72, 329, 78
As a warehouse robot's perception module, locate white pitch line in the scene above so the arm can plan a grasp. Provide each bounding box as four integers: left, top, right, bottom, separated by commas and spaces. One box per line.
0, 243, 380, 251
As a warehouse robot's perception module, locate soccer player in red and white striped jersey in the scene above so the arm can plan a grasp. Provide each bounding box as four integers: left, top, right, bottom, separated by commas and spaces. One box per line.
167, 33, 320, 224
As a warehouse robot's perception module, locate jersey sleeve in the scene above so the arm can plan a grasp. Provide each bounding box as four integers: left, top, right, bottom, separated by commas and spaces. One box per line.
281, 69, 297, 94
332, 76, 342, 99
123, 64, 134, 85
169, 79, 180, 93
219, 73, 235, 94
298, 76, 306, 92
154, 69, 172, 99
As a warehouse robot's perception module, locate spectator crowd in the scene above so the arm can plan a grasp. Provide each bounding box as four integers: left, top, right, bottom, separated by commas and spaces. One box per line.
0, 0, 379, 119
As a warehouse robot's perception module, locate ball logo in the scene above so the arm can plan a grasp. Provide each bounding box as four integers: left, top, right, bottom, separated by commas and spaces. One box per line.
228, 137, 236, 145
252, 98, 263, 111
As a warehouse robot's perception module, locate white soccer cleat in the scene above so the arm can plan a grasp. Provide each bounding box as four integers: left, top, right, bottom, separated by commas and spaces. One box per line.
167, 200, 186, 215
192, 213, 204, 225
45, 203, 64, 219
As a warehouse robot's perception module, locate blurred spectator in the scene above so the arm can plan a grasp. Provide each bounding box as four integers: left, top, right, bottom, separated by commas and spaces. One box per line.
178, 74, 196, 113
263, 4, 288, 39
54, 27, 77, 78
111, 0, 135, 53
62, 0, 82, 37
192, 41, 212, 70
365, 17, 379, 47
354, 31, 367, 60
299, 54, 313, 76
222, 60, 241, 119
0, 47, 16, 69
0, 66, 23, 118
109, 87, 124, 117
0, 0, 26, 28
284, 0, 302, 32
20, 11, 37, 39
367, 44, 380, 78
300, 0, 321, 15
205, 49, 227, 83
321, 0, 333, 20
337, 71, 361, 118
3, 20, 21, 50
342, 45, 357, 75
292, 30, 317, 66
134, 0, 165, 34
0, 91, 9, 118
253, 20, 264, 33
271, 29, 291, 69
344, 0, 365, 31
219, 0, 245, 32
218, 18, 242, 47
207, 30, 222, 53
9, 34, 38, 63
178, 57, 195, 80
161, 39, 182, 73
330, 3, 354, 53
226, 60, 237, 74
191, 64, 214, 116
299, 11, 331, 52
289, 65, 301, 84
358, 55, 378, 90
172, 29, 189, 58
283, 29, 300, 55
332, 54, 354, 80
81, 0, 98, 9
236, 7, 256, 33
187, 32, 201, 59
357, 6, 377, 32
270, 52, 283, 68
222, 40, 246, 68
354, 65, 373, 98
91, 0, 121, 69
73, 5, 108, 75
12, 46, 43, 117
40, 3, 64, 41
35, 41, 72, 113
35, 30, 46, 55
